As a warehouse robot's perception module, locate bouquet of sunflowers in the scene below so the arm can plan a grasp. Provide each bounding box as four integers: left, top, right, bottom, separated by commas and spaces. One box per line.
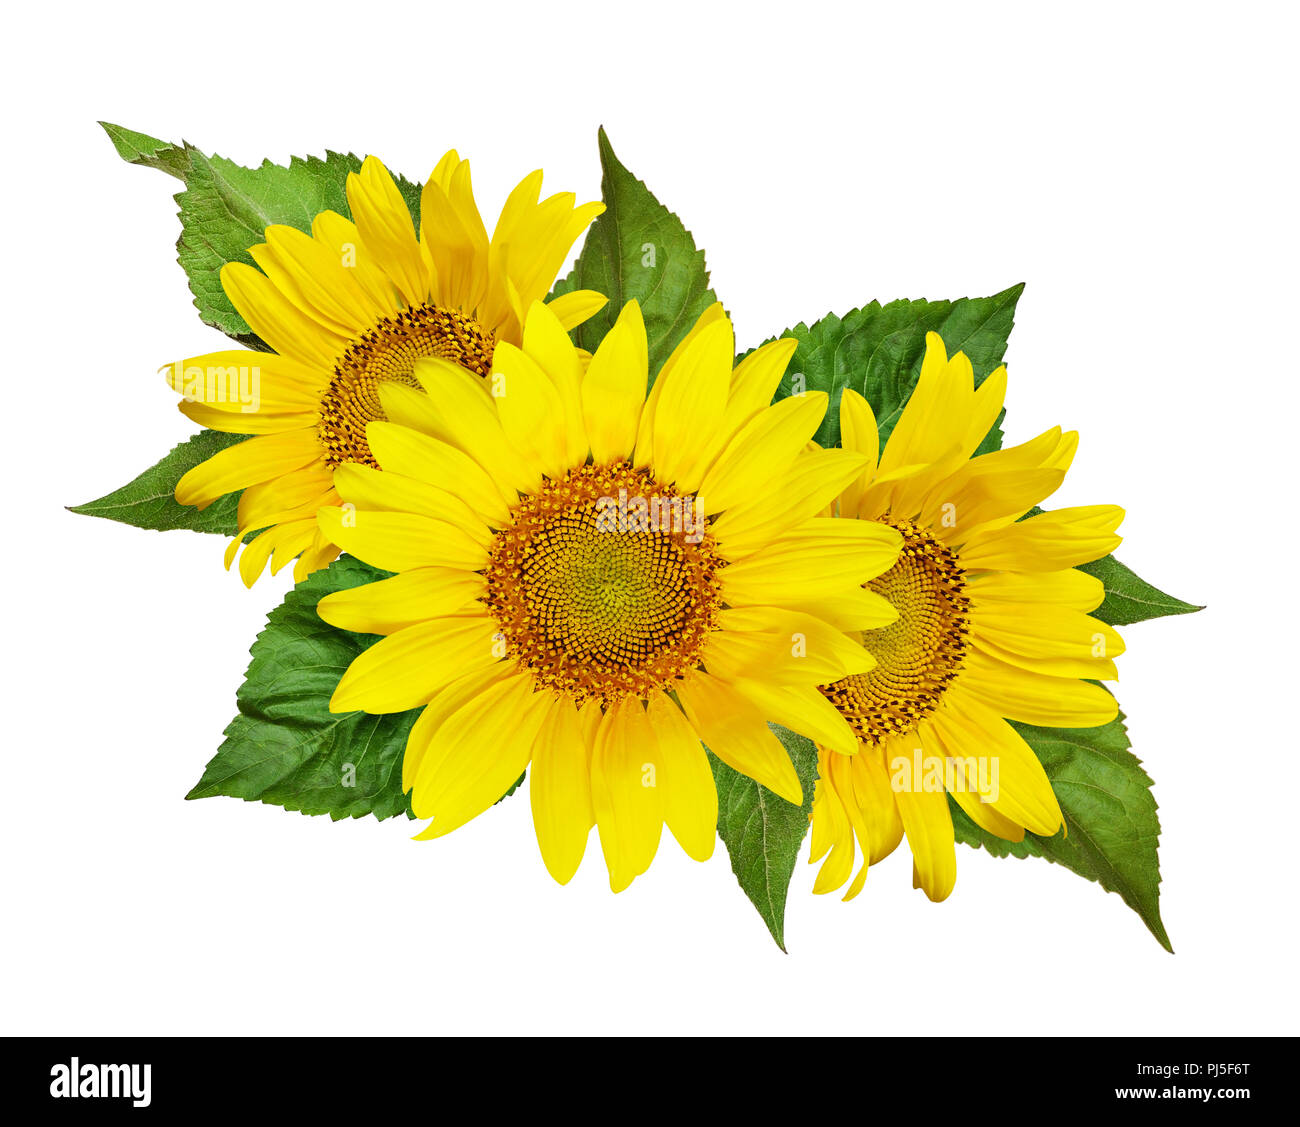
75, 123, 1199, 951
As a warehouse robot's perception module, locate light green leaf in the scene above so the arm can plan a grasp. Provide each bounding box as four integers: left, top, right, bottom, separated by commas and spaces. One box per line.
709, 725, 818, 952
550, 127, 718, 377
950, 710, 1172, 951
103, 122, 422, 346
1079, 554, 1203, 626
68, 429, 248, 535
762, 284, 1023, 450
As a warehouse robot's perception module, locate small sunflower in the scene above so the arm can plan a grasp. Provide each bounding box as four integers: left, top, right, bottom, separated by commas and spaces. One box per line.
315, 300, 904, 891
164, 153, 607, 584
810, 332, 1125, 902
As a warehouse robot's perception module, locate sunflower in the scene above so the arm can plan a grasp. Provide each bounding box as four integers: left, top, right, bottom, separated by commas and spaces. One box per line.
163, 153, 607, 584
809, 332, 1125, 903
314, 299, 904, 891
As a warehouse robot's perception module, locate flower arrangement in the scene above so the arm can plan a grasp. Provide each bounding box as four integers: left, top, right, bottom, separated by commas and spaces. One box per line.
74, 123, 1200, 950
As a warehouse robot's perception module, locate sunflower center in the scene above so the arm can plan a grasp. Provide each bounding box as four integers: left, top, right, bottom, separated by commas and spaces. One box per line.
821, 519, 971, 746
483, 464, 724, 707
317, 304, 496, 468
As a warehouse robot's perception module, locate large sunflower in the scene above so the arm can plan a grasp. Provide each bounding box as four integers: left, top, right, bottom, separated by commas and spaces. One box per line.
315, 299, 904, 891
164, 153, 607, 584
810, 332, 1125, 902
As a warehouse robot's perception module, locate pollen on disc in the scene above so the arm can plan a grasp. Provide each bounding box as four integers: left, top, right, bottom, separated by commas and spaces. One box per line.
483, 464, 724, 707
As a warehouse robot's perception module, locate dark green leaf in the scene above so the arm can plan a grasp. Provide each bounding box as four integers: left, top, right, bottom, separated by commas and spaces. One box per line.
188, 556, 526, 820
102, 122, 422, 346
497, 772, 526, 803
709, 724, 819, 952
68, 429, 248, 535
1079, 554, 1203, 626
550, 127, 718, 377
187, 556, 417, 820
763, 284, 1023, 450
950, 710, 1172, 951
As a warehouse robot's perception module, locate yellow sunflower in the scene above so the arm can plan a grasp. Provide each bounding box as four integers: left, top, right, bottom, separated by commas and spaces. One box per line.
314, 299, 904, 891
163, 153, 607, 584
809, 331, 1125, 902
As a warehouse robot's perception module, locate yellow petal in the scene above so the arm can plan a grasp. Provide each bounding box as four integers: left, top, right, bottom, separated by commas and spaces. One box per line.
711, 447, 870, 558
544, 289, 608, 331
633, 302, 727, 468
675, 673, 802, 804
720, 518, 902, 605
968, 568, 1105, 613
960, 650, 1120, 727
590, 697, 664, 892
973, 602, 1124, 680
809, 765, 857, 895
404, 664, 511, 791
696, 392, 829, 515
491, 341, 571, 479
726, 678, 861, 757
886, 733, 957, 902
521, 301, 588, 465
930, 695, 1063, 837
177, 400, 318, 435
420, 155, 489, 314
411, 357, 543, 496
645, 693, 716, 862
317, 567, 486, 635
706, 605, 875, 685
175, 430, 323, 508
959, 505, 1124, 571
310, 209, 401, 318
220, 262, 347, 370
365, 421, 512, 527
650, 317, 733, 490
236, 471, 335, 533
256, 224, 378, 333
346, 156, 427, 306
725, 338, 797, 430
582, 301, 647, 463
316, 506, 487, 572
920, 468, 1066, 545
331, 463, 492, 545
411, 673, 550, 838
529, 695, 595, 884
162, 349, 324, 412
837, 388, 880, 518
877, 333, 969, 475
330, 614, 502, 714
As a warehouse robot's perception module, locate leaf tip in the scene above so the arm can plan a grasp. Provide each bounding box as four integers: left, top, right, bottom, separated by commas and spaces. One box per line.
596, 125, 625, 173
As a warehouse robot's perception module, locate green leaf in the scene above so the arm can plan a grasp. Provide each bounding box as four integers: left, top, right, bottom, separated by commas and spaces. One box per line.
189, 555, 528, 820
187, 556, 417, 820
709, 725, 819, 952
1018, 507, 1202, 629
551, 127, 718, 377
950, 710, 1172, 951
1079, 554, 1203, 626
763, 284, 1023, 450
68, 429, 248, 535
498, 772, 526, 803
103, 122, 423, 346
100, 121, 191, 178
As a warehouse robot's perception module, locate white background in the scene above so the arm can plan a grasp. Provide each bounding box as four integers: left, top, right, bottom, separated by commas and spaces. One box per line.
2, 0, 1295, 1035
